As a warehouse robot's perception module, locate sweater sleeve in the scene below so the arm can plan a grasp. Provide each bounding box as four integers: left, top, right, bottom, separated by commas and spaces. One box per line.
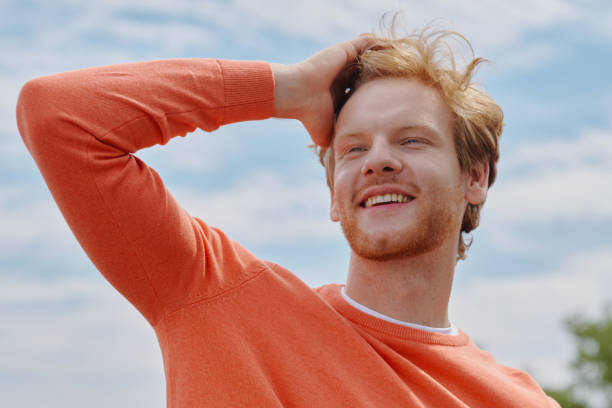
16, 59, 275, 326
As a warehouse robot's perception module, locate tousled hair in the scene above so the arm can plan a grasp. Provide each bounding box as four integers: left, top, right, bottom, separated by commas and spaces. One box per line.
316, 16, 504, 260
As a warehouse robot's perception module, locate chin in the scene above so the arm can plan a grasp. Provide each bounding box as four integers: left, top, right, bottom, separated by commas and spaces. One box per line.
336, 191, 463, 261
341, 223, 443, 261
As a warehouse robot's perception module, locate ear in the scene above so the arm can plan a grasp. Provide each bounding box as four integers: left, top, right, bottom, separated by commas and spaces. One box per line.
330, 189, 340, 222
465, 161, 489, 205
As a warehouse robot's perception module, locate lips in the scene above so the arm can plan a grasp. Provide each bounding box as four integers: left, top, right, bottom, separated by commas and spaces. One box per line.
358, 186, 416, 208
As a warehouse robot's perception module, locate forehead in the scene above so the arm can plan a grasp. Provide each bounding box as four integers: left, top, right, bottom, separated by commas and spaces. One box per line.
334, 77, 453, 143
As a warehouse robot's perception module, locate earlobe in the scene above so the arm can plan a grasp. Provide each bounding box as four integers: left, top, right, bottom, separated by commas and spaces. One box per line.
465, 161, 489, 205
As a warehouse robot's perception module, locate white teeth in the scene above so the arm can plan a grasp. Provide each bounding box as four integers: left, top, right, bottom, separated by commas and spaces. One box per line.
364, 194, 413, 208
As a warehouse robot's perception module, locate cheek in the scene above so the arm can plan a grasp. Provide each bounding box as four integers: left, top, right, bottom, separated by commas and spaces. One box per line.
330, 166, 358, 215
331, 164, 352, 194
419, 152, 462, 182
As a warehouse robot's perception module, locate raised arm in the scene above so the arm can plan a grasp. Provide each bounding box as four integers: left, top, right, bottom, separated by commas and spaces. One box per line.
16, 36, 374, 326
17, 59, 274, 325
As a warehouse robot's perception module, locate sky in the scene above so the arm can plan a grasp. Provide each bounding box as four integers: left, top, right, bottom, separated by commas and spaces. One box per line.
1, 0, 612, 406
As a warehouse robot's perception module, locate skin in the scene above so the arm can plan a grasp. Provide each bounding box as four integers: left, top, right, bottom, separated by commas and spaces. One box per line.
272, 37, 489, 328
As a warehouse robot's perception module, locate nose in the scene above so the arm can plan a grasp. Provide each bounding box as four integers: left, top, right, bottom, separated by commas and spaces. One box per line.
361, 140, 403, 176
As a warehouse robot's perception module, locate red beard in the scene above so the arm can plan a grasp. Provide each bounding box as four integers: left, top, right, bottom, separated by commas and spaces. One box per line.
336, 181, 464, 261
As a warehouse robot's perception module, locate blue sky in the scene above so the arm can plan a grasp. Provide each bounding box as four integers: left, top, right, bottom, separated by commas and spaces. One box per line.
2, 0, 612, 406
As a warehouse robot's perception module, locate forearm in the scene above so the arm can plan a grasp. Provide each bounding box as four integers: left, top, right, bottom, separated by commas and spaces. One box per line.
17, 58, 274, 156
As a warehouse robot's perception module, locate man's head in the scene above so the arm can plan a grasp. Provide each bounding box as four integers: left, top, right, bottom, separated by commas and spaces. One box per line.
318, 26, 503, 260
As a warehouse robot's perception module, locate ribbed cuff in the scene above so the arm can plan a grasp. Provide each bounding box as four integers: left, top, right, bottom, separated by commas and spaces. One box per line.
217, 59, 274, 125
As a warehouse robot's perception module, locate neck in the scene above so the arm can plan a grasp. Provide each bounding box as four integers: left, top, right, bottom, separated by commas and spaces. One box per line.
344, 240, 457, 328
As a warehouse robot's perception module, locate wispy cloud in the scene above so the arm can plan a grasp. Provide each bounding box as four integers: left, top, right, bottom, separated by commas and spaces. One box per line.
173, 170, 340, 244
488, 129, 612, 223
452, 246, 612, 388
574, 1, 612, 40
474, 128, 612, 253
0, 184, 78, 259
1, 0, 599, 71
488, 41, 566, 76
0, 274, 165, 407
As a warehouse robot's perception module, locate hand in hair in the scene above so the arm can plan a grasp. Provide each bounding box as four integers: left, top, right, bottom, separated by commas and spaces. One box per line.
270, 34, 375, 148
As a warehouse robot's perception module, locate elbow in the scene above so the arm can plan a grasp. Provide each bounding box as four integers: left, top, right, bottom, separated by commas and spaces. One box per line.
16, 76, 64, 151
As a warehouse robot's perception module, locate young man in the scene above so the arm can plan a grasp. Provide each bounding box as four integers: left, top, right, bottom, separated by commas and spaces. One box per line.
17, 25, 559, 407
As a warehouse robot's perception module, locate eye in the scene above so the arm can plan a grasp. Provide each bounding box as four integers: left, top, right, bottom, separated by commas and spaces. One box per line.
401, 138, 421, 145
347, 146, 367, 153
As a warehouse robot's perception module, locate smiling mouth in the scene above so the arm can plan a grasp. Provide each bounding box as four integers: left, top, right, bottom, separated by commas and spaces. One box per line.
360, 193, 414, 208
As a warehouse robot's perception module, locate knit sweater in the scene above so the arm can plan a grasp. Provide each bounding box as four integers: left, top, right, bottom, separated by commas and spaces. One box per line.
16, 58, 559, 407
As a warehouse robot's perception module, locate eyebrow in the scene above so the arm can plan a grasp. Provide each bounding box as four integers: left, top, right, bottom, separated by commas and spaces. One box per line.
335, 124, 442, 141
392, 124, 442, 140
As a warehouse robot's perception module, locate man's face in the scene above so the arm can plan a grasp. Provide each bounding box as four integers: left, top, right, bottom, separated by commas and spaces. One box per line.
330, 77, 478, 261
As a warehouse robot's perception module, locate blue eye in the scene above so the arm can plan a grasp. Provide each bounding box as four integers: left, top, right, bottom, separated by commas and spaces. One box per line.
348, 146, 366, 152
401, 138, 420, 145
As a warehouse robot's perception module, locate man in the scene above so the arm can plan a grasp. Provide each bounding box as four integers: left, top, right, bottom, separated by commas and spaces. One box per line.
17, 22, 559, 407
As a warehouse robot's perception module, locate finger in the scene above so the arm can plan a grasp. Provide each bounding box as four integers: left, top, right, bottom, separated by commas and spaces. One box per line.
343, 34, 377, 60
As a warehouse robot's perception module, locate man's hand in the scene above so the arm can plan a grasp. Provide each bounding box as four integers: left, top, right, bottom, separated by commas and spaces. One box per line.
271, 35, 375, 148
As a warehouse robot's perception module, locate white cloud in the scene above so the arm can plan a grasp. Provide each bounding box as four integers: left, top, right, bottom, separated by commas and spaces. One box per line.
0, 184, 80, 258
477, 129, 612, 253
138, 128, 245, 173
487, 41, 565, 76
574, 1, 612, 40
172, 170, 341, 245
103, 19, 217, 54
0, 274, 165, 408
220, 0, 579, 48
501, 129, 612, 173
452, 246, 612, 391
0, 79, 21, 136
486, 129, 612, 223
0, 0, 590, 66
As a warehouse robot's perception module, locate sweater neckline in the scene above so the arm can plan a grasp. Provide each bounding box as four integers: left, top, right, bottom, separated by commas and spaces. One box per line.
319, 283, 469, 347
340, 286, 459, 335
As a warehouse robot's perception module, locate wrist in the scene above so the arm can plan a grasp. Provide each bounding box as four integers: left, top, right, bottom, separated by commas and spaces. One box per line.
270, 62, 303, 119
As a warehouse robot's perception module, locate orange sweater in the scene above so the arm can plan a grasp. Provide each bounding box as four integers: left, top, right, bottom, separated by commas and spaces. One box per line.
17, 59, 559, 407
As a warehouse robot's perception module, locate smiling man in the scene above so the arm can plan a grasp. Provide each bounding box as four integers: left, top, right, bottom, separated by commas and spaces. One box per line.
330, 76, 485, 329
17, 20, 559, 407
